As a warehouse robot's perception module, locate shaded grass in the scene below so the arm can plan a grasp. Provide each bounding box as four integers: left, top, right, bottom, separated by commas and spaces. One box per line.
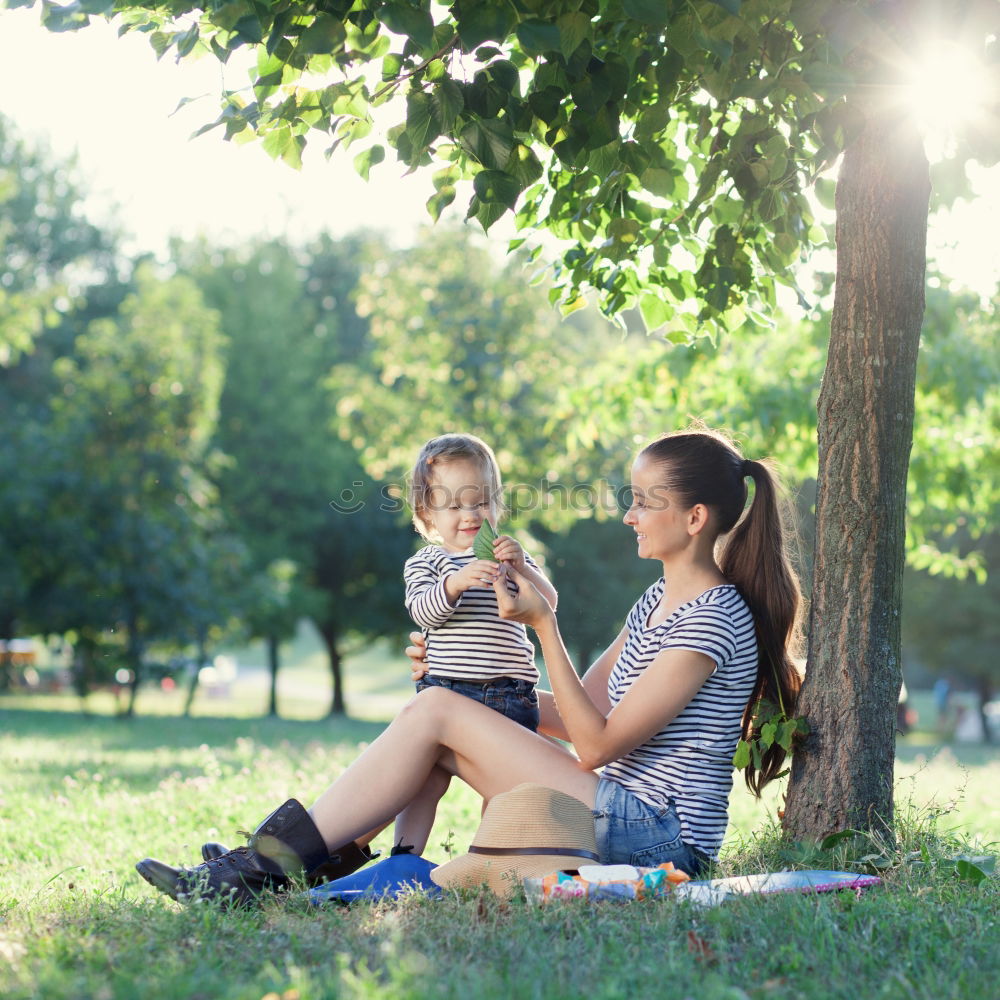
1, 705, 997, 1000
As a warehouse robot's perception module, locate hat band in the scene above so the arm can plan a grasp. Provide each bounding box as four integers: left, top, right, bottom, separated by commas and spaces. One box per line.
468, 845, 600, 861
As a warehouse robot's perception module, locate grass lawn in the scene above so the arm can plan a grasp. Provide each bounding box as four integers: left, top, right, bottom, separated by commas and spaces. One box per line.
2, 642, 997, 999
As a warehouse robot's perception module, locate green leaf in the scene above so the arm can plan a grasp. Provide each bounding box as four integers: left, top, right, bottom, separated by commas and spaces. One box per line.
815, 176, 836, 210
468, 195, 507, 232
458, 118, 513, 170
406, 91, 441, 153
426, 186, 456, 222
528, 85, 564, 125
759, 720, 777, 749
473, 169, 520, 208
623, 0, 670, 27
820, 829, 861, 851
517, 19, 560, 55
379, 4, 435, 50
455, 2, 515, 51
433, 79, 465, 132
640, 167, 673, 197
508, 144, 543, 189
953, 854, 996, 876
233, 13, 264, 44
353, 144, 385, 181
557, 11, 591, 61
175, 23, 200, 57
473, 518, 498, 560
776, 717, 798, 751
732, 739, 751, 769
639, 292, 671, 332
299, 14, 347, 56
954, 860, 989, 886
708, 0, 741, 13
41, 2, 90, 33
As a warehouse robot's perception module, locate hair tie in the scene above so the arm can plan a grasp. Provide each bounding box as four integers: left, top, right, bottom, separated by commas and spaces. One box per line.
742, 459, 754, 476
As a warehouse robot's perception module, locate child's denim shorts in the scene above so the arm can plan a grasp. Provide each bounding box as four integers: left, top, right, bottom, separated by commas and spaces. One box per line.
416, 675, 539, 732
592, 777, 712, 877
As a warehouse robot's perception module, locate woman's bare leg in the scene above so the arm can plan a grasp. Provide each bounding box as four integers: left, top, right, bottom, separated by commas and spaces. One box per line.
392, 765, 452, 854
309, 687, 599, 851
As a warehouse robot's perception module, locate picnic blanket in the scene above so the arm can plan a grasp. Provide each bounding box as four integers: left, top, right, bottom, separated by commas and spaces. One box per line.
306, 855, 880, 906
676, 869, 882, 907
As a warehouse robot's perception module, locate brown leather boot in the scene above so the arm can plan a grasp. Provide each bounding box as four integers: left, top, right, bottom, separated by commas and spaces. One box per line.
201, 838, 379, 885
137, 799, 331, 907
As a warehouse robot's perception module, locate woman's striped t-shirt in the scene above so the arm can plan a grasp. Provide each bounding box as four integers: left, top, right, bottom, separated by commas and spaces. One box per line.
404, 546, 540, 684
600, 580, 758, 858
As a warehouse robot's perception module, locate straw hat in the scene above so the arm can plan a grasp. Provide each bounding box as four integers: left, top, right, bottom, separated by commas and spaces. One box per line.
430, 783, 599, 898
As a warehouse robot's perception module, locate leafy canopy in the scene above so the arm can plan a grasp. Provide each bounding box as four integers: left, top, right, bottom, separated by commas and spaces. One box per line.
18, 1, 999, 338
21, 0, 868, 336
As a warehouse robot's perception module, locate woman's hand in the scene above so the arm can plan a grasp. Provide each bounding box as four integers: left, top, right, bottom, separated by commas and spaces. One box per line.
405, 630, 428, 682
494, 565, 555, 628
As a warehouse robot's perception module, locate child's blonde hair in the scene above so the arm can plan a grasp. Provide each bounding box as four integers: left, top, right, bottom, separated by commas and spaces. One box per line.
409, 433, 505, 540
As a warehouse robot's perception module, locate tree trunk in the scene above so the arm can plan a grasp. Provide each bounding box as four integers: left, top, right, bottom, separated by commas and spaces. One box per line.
125, 606, 143, 718
976, 677, 993, 746
267, 634, 280, 717
0, 617, 14, 691
317, 621, 346, 716
184, 630, 208, 717
782, 91, 930, 840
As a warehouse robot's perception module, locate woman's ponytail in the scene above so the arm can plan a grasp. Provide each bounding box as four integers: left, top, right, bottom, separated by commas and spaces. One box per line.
720, 459, 804, 796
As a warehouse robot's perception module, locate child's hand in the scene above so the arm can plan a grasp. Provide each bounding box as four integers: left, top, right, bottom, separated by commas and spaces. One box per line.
451, 559, 501, 594
493, 535, 526, 571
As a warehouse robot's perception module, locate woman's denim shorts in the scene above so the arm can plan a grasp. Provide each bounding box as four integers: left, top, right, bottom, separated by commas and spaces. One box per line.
592, 778, 711, 877
416, 675, 539, 732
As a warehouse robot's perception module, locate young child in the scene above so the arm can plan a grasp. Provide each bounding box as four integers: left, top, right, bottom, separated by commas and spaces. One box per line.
395, 433, 558, 852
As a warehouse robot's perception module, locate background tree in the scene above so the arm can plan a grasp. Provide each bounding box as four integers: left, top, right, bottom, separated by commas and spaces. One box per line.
177, 237, 413, 715
330, 225, 629, 493
0, 113, 116, 361
45, 263, 225, 714
0, 114, 124, 655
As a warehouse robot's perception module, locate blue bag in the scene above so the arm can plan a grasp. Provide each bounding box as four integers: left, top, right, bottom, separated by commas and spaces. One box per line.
306, 852, 441, 905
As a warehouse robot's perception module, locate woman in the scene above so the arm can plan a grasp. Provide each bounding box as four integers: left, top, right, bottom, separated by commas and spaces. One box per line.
137, 429, 802, 905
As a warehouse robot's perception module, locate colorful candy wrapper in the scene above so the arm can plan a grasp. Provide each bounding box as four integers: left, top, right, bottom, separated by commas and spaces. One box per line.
523, 862, 690, 904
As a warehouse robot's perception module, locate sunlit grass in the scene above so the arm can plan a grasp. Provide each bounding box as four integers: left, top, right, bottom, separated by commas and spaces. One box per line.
1, 692, 997, 1000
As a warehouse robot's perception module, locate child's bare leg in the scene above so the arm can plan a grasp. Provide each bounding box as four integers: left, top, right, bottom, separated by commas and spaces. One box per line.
392, 765, 451, 854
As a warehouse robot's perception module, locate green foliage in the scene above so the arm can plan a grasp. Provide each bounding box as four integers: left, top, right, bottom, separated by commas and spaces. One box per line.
472, 518, 497, 562
903, 532, 1000, 691
327, 226, 624, 503
12, 0, 878, 332
0, 113, 115, 360
44, 0, 990, 334
733, 698, 808, 772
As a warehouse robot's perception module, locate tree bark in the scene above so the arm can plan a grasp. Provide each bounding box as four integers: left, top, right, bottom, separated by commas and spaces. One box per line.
783, 91, 930, 840
317, 621, 346, 716
267, 633, 280, 717
125, 604, 143, 718
183, 630, 208, 717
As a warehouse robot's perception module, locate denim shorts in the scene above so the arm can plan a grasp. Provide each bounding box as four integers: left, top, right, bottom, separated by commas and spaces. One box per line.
592, 778, 711, 877
416, 675, 539, 732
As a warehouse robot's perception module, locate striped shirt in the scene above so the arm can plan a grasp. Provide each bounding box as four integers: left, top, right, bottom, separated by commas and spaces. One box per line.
404, 546, 540, 684
600, 580, 758, 858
